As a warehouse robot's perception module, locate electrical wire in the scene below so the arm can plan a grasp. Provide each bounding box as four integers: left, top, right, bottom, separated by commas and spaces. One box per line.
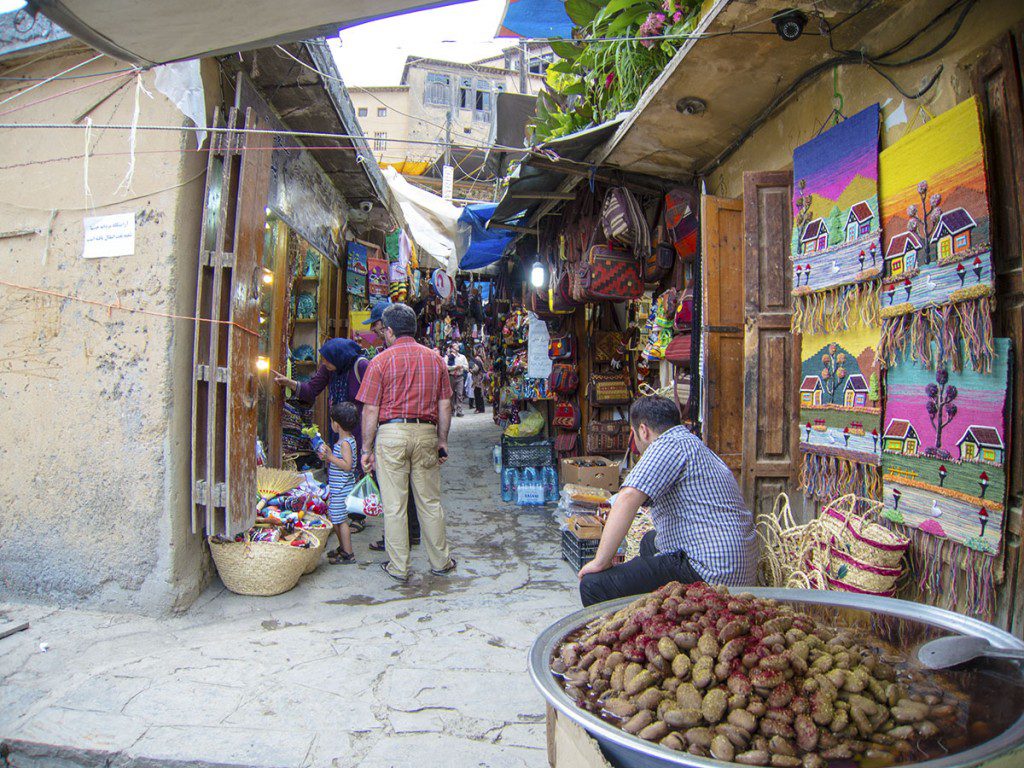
0, 53, 108, 108
0, 67, 136, 82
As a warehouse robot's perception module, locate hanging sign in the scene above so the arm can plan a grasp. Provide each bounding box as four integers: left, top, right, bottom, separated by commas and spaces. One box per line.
82, 213, 135, 258
527, 312, 553, 379
431, 269, 454, 300
442, 164, 454, 201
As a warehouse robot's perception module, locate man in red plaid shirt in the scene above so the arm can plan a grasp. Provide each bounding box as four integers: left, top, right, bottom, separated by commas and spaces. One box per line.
357, 304, 457, 582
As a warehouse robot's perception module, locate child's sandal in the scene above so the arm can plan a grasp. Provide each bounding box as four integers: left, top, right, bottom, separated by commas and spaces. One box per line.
329, 551, 355, 565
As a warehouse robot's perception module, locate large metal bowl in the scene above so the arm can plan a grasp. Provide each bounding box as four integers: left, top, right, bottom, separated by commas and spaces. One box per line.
530, 588, 1024, 768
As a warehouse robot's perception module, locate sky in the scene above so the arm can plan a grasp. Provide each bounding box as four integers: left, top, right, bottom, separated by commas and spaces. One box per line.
332, 0, 511, 87
0, 0, 25, 11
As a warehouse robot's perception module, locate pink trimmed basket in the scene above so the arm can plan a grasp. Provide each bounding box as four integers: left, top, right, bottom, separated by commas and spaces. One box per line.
827, 545, 902, 594
825, 573, 897, 597
845, 517, 909, 568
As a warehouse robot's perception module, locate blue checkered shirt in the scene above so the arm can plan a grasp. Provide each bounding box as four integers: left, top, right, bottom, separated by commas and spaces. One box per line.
622, 426, 758, 586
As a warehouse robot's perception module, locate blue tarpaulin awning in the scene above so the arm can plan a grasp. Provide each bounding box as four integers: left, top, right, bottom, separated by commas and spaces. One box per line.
496, 0, 573, 39
458, 203, 513, 271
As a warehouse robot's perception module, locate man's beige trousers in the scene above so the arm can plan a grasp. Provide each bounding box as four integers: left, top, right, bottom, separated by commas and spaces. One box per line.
375, 423, 451, 576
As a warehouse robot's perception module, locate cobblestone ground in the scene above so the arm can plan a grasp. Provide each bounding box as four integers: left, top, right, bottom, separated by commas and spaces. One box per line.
0, 413, 581, 767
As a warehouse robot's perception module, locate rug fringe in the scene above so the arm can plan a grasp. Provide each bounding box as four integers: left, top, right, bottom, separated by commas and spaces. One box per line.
793, 281, 881, 335
881, 522, 996, 622
878, 296, 995, 372
800, 452, 882, 502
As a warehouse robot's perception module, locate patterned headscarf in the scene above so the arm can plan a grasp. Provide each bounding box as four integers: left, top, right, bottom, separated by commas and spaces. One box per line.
320, 338, 365, 405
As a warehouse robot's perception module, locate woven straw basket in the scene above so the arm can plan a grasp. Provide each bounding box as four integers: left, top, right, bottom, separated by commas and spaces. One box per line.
301, 516, 332, 575
827, 545, 903, 593
210, 529, 317, 596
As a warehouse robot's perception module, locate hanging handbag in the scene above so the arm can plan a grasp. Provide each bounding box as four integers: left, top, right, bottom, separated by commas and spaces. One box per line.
530, 287, 557, 319
585, 420, 630, 454
588, 370, 632, 406
600, 187, 650, 261
548, 265, 578, 315
552, 400, 581, 429
674, 285, 694, 331
665, 333, 692, 366
548, 363, 579, 394
664, 188, 698, 260
548, 334, 575, 361
593, 330, 626, 364
554, 430, 579, 455
577, 243, 644, 302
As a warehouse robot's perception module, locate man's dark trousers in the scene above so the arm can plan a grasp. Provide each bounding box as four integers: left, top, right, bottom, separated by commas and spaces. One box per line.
579, 531, 701, 607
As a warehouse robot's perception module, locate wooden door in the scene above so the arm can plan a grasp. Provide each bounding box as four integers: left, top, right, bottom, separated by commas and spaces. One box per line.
191, 107, 273, 537
701, 195, 745, 477
973, 28, 1024, 636
741, 171, 799, 520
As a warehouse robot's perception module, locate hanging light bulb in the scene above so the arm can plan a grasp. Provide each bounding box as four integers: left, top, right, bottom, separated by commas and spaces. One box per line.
530, 260, 545, 288
255, 356, 270, 373
261, 268, 274, 285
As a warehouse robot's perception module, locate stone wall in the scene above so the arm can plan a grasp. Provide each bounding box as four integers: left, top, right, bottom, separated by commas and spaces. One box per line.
0, 46, 219, 612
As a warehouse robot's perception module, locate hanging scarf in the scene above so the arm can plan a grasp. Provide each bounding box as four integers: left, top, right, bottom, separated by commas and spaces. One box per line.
320, 338, 365, 406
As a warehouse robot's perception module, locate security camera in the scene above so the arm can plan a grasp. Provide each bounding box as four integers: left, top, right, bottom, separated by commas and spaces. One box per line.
359, 200, 374, 214
772, 9, 807, 42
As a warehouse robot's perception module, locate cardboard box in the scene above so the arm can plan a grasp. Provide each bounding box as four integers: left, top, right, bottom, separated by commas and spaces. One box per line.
560, 456, 620, 494
568, 514, 604, 540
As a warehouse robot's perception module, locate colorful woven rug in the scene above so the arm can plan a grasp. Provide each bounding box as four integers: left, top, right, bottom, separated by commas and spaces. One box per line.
791, 104, 883, 334
878, 97, 995, 373
881, 338, 1011, 620
346, 242, 368, 298
367, 254, 389, 299
799, 327, 883, 501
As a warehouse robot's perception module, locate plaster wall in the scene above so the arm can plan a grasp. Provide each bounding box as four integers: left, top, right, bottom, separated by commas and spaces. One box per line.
706, 0, 1024, 197
350, 88, 416, 165
0, 47, 217, 613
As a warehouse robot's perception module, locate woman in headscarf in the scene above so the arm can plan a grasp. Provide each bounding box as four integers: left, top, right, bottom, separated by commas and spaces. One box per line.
275, 338, 370, 531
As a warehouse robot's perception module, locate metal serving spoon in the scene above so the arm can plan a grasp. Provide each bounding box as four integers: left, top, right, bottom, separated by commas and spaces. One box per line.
918, 635, 1024, 670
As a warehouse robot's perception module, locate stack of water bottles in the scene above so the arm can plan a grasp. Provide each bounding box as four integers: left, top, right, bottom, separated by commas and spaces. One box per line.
493, 440, 559, 506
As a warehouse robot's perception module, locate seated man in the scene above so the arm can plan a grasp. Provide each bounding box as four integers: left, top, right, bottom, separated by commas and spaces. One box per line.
578, 396, 757, 607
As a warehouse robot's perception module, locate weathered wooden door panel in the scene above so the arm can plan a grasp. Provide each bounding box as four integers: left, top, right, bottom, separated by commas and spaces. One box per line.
741, 171, 798, 521
974, 28, 1024, 637
192, 107, 272, 537
701, 195, 745, 477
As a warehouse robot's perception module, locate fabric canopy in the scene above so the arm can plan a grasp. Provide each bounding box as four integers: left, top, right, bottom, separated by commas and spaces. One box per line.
496, 0, 573, 39
458, 204, 513, 272
33, 0, 472, 65
382, 167, 462, 275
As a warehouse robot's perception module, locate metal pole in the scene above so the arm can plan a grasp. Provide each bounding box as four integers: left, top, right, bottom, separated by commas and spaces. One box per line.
519, 41, 527, 94
444, 109, 452, 167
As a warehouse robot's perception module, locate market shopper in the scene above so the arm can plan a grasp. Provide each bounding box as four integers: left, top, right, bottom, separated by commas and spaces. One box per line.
366, 306, 421, 552
276, 337, 370, 531
578, 396, 757, 607
357, 303, 457, 582
470, 346, 487, 414
318, 401, 358, 565
445, 341, 468, 418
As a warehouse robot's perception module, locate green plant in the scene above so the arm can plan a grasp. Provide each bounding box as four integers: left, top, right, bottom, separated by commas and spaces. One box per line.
528, 0, 702, 142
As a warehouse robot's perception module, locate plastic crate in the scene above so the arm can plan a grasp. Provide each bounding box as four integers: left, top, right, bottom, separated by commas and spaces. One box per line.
561, 528, 600, 572
502, 436, 556, 469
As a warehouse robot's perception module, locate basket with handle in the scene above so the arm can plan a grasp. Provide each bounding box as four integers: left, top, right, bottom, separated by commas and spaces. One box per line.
209, 528, 317, 596
300, 515, 332, 575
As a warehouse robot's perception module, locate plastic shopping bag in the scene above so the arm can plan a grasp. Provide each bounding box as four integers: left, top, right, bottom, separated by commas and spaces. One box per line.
346, 475, 383, 517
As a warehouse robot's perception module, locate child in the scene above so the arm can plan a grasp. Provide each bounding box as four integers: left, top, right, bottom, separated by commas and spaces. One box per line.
319, 401, 358, 564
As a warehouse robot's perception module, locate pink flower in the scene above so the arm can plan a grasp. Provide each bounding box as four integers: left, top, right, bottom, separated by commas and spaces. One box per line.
673, 11, 683, 22
638, 11, 666, 48
604, 72, 615, 89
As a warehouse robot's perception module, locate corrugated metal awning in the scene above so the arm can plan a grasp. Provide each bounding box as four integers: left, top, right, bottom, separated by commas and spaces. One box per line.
29, 0, 472, 65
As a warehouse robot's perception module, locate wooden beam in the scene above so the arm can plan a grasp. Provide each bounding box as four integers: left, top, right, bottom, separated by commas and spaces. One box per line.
488, 222, 539, 235
0, 622, 29, 641
508, 192, 577, 200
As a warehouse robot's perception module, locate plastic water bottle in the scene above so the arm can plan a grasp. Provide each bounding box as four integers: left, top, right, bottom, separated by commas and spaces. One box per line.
492, 446, 502, 474
501, 467, 515, 502
542, 466, 559, 503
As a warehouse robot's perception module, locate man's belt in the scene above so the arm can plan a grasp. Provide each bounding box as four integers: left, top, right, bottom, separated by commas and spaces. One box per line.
382, 418, 437, 426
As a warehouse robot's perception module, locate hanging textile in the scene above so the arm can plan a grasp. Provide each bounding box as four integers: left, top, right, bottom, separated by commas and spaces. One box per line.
367, 253, 390, 300
798, 327, 883, 501
880, 338, 1012, 620
877, 97, 995, 373
791, 104, 883, 335
791, 104, 884, 500
346, 242, 367, 298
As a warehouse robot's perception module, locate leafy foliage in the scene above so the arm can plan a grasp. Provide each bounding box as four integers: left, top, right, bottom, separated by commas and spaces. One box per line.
529, 0, 702, 142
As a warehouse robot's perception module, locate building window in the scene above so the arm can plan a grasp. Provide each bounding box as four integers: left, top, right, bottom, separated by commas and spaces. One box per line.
474, 79, 492, 122
377, 107, 387, 117
459, 77, 472, 110
357, 107, 368, 117
373, 132, 387, 151
424, 72, 451, 106
529, 52, 553, 75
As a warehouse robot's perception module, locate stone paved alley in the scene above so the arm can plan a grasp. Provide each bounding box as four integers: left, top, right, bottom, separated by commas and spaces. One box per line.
0, 414, 580, 767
